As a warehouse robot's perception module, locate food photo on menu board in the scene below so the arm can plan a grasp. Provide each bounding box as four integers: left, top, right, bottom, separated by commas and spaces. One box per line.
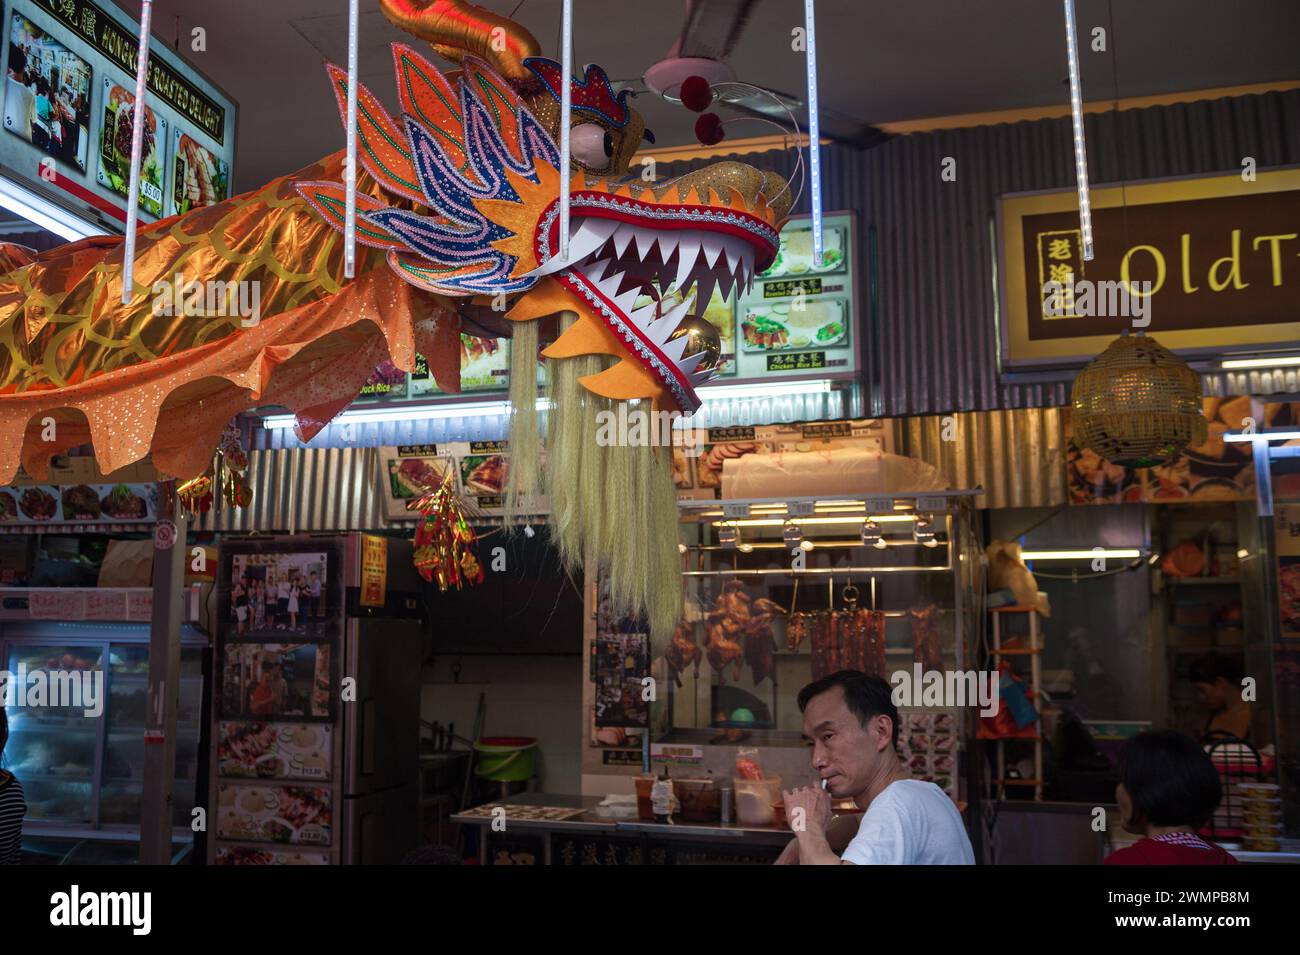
216, 783, 332, 846
97, 78, 166, 217
460, 450, 507, 499
408, 335, 513, 396
228, 551, 330, 637
170, 128, 229, 214
358, 359, 408, 399
388, 452, 453, 501
220, 643, 333, 721
217, 721, 333, 781
3, 14, 92, 171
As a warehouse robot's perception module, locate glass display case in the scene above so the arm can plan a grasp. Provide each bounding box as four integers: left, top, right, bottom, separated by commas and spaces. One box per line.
0, 621, 209, 838
653, 492, 982, 747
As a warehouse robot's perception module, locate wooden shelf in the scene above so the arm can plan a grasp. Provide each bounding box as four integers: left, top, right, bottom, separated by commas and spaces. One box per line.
990, 605, 1041, 613
991, 647, 1041, 656
1166, 577, 1241, 586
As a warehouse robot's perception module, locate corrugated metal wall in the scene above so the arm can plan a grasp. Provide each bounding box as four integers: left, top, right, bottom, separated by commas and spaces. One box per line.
660, 89, 1300, 417
898, 408, 1068, 508
194, 448, 392, 533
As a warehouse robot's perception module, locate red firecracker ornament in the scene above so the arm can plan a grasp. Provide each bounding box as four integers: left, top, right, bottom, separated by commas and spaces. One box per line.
695, 112, 725, 146
409, 468, 485, 591
679, 75, 712, 112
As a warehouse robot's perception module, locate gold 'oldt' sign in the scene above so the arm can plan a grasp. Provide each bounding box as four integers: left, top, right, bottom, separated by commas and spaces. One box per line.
998, 168, 1300, 368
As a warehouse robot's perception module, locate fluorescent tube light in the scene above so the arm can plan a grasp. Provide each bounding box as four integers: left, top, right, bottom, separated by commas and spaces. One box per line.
1223, 430, 1300, 443
1021, 549, 1141, 560
697, 379, 832, 401
0, 177, 106, 241
1221, 356, 1300, 369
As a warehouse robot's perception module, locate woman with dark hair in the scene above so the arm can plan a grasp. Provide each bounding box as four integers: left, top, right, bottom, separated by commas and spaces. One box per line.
1104, 730, 1238, 865
0, 707, 27, 864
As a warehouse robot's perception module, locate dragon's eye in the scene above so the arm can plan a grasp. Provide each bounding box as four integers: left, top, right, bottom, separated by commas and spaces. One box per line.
572, 122, 613, 170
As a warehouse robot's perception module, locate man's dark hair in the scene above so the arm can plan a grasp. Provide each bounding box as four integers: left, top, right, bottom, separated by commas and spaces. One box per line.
1119, 730, 1222, 827
1188, 653, 1243, 686
797, 670, 900, 748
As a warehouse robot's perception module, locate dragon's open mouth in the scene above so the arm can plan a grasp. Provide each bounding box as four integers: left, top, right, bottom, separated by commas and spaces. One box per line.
533, 195, 779, 412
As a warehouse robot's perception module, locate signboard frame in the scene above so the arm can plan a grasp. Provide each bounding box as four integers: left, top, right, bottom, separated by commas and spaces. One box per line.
996, 166, 1300, 371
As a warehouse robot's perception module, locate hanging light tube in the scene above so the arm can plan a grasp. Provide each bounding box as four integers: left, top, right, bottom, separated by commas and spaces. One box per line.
344, 0, 360, 279
558, 0, 573, 261
803, 0, 822, 266
1063, 0, 1093, 261
121, 0, 154, 305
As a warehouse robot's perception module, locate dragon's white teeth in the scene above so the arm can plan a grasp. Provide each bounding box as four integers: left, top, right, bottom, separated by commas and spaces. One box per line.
647, 297, 693, 344
574, 216, 619, 247
629, 300, 659, 328
662, 334, 691, 362
631, 226, 660, 262
673, 237, 700, 291
611, 226, 636, 258
656, 232, 680, 261
716, 266, 735, 301
701, 237, 725, 269
611, 283, 640, 317
678, 351, 708, 375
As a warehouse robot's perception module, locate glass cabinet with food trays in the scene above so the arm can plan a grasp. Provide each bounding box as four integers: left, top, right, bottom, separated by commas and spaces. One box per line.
0, 621, 209, 839
641, 492, 983, 801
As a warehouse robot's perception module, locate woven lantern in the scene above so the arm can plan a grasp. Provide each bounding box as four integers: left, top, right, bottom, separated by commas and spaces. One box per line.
1070, 333, 1206, 468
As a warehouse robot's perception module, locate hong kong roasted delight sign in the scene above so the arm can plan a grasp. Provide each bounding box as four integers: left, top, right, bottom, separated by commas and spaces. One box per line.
998, 168, 1300, 367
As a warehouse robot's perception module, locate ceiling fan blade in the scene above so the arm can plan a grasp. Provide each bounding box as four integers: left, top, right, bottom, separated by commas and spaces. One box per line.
676, 0, 762, 60
716, 84, 893, 150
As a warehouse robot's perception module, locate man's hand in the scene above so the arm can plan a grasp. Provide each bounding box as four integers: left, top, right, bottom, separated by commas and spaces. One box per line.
782, 785, 832, 836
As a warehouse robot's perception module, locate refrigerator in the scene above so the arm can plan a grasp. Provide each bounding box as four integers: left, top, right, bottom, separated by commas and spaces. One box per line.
208, 534, 425, 865
0, 620, 208, 849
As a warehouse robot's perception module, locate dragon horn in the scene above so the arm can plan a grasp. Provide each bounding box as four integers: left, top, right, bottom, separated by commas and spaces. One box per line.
379, 0, 540, 81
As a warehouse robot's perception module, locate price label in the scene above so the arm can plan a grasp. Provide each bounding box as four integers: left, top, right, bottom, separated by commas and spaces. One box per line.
867, 498, 895, 514
721, 502, 751, 518
918, 496, 948, 512
787, 500, 815, 517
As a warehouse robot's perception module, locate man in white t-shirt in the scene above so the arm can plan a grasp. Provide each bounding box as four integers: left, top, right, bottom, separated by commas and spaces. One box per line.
778, 671, 975, 865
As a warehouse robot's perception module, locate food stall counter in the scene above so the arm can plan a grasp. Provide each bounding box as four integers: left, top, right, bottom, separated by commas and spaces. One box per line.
453, 792, 795, 864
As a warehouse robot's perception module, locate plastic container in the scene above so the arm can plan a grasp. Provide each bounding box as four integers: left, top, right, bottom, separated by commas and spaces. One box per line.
733, 776, 781, 827
634, 774, 657, 821
472, 737, 538, 782
674, 778, 720, 823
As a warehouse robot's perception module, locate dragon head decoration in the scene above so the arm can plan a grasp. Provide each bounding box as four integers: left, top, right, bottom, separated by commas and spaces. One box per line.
296, 0, 793, 639
299, 0, 790, 417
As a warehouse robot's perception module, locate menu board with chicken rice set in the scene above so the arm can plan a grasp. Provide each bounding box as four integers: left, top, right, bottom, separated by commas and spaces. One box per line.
731, 211, 858, 384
